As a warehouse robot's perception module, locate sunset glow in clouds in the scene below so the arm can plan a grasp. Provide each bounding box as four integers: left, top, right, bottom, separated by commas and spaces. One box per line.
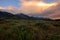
0, 0, 60, 19
21, 0, 57, 13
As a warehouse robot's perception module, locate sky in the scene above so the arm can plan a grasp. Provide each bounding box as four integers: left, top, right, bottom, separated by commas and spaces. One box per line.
0, 0, 60, 19
0, 0, 56, 7
0, 0, 19, 7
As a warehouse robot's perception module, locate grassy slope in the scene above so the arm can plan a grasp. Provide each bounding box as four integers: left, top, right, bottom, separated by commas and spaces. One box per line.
0, 18, 60, 40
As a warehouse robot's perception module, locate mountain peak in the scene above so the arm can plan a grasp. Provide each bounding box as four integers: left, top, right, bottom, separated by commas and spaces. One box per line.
15, 13, 30, 19
0, 11, 15, 18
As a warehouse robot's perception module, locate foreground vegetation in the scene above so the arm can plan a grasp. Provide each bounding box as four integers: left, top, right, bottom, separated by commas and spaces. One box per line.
0, 18, 60, 40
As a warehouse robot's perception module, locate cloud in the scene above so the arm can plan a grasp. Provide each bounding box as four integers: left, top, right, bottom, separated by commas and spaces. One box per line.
0, 6, 21, 14
34, 3, 60, 19
20, 0, 59, 19
0, 7, 5, 10
48, 6, 60, 18
0, 0, 60, 19
20, 0, 57, 14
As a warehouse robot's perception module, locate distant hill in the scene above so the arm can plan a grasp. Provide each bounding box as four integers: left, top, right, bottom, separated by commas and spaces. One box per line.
15, 13, 30, 19
54, 19, 60, 21
0, 11, 15, 19
0, 11, 54, 21
15, 13, 53, 21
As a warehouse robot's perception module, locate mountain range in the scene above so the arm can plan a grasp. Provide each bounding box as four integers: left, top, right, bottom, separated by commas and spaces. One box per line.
0, 11, 60, 21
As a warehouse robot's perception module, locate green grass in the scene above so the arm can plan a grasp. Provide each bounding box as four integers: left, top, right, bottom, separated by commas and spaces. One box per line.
0, 18, 60, 40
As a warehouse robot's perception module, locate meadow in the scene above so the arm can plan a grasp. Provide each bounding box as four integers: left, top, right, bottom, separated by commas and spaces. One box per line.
0, 18, 60, 40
